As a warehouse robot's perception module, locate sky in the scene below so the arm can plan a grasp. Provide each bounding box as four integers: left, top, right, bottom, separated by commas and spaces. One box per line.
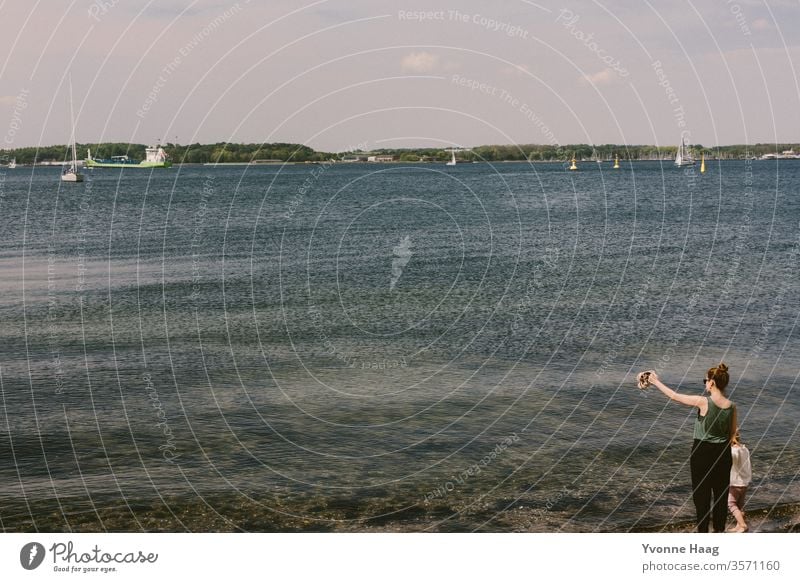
1, 0, 799, 152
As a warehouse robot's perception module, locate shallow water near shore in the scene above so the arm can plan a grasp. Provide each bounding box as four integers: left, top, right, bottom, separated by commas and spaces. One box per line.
1, 160, 799, 532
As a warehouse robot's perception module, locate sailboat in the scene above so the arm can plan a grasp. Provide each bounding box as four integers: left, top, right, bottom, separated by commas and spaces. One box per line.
8, 158, 16, 169
446, 149, 457, 166
674, 137, 696, 167
61, 76, 83, 183
700, 153, 706, 174
613, 155, 620, 169
569, 155, 578, 171
61, 140, 83, 182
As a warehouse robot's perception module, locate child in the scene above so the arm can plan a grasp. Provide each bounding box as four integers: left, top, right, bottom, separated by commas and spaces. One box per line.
728, 430, 751, 532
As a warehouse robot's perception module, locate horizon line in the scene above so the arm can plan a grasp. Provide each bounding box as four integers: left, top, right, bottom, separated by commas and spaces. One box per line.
3, 140, 800, 153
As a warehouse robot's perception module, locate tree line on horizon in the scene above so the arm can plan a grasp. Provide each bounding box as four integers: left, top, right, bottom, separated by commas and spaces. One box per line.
2, 141, 799, 165
0, 142, 327, 165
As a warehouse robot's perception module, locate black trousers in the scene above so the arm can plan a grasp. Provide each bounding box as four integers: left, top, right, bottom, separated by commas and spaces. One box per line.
690, 440, 732, 532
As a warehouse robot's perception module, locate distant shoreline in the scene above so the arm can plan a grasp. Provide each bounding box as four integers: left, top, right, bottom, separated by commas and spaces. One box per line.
5, 158, 800, 169
3, 141, 800, 166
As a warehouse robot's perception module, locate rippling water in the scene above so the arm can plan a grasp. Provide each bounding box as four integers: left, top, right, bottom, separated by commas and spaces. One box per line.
1, 160, 798, 531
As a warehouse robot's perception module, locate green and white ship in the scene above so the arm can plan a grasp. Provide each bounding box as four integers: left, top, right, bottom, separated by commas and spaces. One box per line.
85, 145, 172, 168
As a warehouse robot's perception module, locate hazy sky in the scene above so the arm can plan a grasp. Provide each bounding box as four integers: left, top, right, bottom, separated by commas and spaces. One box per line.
2, 0, 799, 151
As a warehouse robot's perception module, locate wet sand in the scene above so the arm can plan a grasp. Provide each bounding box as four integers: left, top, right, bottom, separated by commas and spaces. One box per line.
2, 495, 798, 533
631, 503, 800, 534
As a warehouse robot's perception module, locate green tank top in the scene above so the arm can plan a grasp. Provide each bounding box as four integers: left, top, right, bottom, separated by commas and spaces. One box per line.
693, 398, 734, 443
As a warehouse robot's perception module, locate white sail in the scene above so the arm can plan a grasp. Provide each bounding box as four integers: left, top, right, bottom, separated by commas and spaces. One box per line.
675, 137, 696, 167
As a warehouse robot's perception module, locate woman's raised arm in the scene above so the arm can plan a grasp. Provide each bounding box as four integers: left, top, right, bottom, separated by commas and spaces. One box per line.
649, 372, 706, 408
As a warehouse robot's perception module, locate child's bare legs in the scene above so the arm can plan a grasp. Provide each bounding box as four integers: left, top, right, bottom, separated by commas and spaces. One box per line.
727, 486, 748, 532
729, 506, 747, 531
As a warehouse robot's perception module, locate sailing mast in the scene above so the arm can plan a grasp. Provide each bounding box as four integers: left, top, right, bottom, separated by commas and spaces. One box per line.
61, 75, 84, 182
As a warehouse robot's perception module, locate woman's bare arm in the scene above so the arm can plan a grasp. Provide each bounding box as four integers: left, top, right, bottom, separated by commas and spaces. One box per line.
649, 373, 705, 408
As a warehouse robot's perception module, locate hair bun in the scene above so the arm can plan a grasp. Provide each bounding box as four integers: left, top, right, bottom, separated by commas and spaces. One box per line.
718, 363, 728, 372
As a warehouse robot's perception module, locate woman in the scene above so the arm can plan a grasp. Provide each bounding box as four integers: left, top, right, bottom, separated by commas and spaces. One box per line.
648, 363, 737, 533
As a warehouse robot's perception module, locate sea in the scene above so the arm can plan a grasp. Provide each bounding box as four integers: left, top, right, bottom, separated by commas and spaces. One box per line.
1, 159, 798, 532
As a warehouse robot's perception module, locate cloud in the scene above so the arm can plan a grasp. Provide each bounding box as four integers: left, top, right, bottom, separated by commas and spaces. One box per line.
579, 68, 615, 86
400, 51, 439, 73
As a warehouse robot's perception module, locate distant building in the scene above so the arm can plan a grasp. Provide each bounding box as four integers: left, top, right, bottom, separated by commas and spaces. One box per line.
760, 149, 800, 160
367, 155, 394, 162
